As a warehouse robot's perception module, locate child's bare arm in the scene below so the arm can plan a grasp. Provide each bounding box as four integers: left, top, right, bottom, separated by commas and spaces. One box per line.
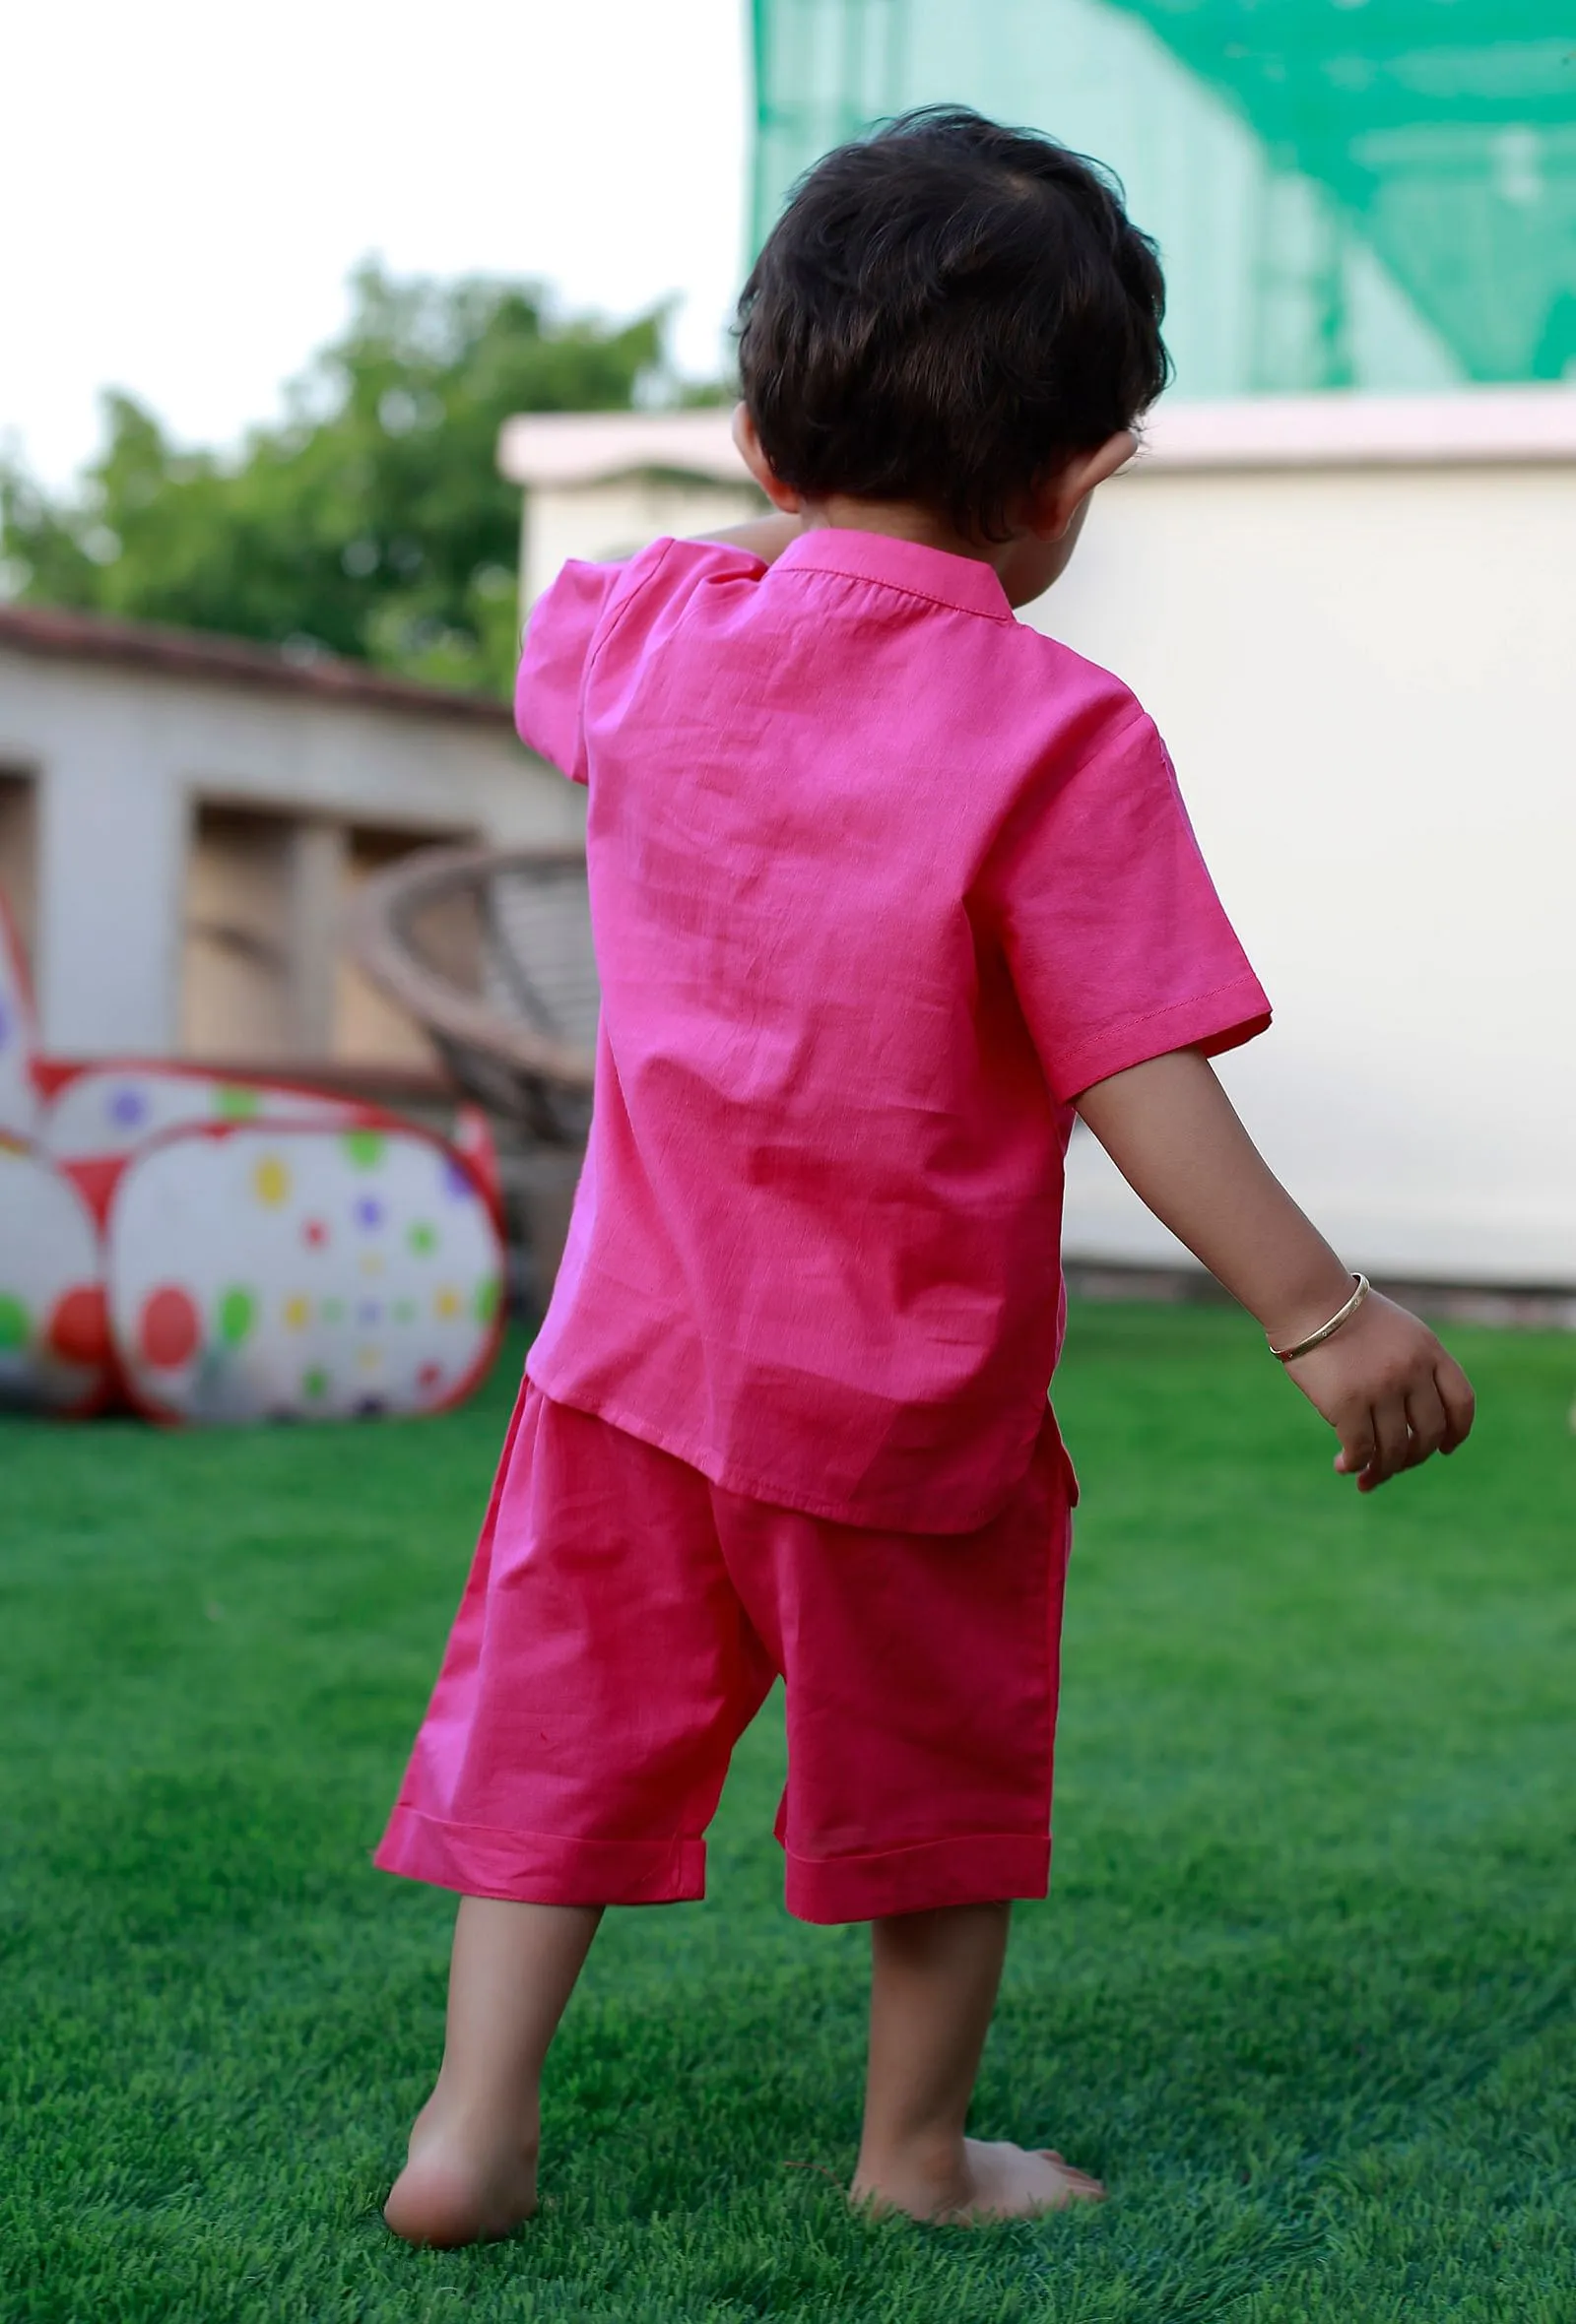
689, 513, 804, 564
1075, 1049, 1475, 1492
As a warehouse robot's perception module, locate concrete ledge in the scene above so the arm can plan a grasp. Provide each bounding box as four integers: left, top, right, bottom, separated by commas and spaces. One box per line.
1133, 386, 1576, 473
498, 388, 1576, 491
499, 407, 744, 487
0, 606, 515, 725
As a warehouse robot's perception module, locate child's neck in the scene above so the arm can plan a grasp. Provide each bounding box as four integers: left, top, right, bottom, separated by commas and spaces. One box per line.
799, 496, 991, 565
796, 497, 1067, 613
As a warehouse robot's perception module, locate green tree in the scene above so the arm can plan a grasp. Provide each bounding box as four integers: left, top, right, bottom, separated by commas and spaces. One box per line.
0, 265, 716, 696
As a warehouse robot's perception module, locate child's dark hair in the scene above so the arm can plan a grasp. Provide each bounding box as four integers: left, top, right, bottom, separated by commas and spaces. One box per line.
737, 106, 1169, 542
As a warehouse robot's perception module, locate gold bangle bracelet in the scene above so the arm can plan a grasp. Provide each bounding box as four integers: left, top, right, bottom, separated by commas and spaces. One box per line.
1268, 1273, 1371, 1363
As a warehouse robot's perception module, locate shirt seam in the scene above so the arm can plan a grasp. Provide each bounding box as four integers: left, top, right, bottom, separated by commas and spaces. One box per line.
1036, 704, 1154, 806
977, 704, 1155, 907
580, 535, 682, 690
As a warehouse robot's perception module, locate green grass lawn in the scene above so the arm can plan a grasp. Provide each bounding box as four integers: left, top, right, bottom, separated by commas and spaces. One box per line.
1, 1306, 1573, 2323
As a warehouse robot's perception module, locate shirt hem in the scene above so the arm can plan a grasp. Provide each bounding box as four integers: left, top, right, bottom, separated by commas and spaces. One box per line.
522, 1355, 1050, 1535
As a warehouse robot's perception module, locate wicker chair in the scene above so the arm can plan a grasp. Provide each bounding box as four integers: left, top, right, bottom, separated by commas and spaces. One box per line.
350, 844, 598, 1301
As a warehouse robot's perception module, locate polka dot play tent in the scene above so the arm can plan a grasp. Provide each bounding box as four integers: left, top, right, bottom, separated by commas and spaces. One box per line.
0, 894, 506, 1423
111, 1121, 502, 1424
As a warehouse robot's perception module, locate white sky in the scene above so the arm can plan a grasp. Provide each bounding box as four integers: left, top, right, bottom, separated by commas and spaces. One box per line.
1, 0, 750, 490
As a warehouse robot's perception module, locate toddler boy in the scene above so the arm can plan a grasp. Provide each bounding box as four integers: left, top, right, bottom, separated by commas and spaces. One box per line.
378, 107, 1475, 2239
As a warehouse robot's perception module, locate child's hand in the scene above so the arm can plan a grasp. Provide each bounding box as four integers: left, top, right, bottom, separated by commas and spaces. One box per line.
1075, 1053, 1478, 1497
1281, 1291, 1476, 1492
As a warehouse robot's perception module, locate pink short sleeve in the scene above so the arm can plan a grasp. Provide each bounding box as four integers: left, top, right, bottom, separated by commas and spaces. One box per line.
515, 539, 769, 784
513, 558, 627, 783
987, 708, 1271, 1102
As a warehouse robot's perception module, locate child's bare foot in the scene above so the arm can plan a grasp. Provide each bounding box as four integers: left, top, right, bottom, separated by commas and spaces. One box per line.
382, 1897, 602, 2248
383, 2095, 540, 2248
852, 2136, 1106, 2224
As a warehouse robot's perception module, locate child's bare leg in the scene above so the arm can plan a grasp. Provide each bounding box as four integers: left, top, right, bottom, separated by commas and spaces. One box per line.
384, 1896, 602, 2247
851, 1901, 1106, 2223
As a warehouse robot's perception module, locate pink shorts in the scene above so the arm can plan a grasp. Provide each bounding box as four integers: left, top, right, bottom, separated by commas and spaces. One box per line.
375, 1380, 1073, 1924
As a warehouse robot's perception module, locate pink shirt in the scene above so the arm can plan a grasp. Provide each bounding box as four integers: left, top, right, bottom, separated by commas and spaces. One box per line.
516, 530, 1269, 1532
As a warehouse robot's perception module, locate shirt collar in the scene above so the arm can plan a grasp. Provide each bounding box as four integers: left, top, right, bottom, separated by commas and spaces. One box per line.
771, 528, 1014, 621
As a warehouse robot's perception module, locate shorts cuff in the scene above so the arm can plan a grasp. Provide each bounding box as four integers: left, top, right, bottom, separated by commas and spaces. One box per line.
783, 1832, 1051, 1925
374, 1806, 706, 1905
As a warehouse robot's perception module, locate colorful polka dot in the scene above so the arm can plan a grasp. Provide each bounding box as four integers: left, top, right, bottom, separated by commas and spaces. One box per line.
283, 1295, 310, 1330
108, 1086, 148, 1130
357, 1299, 381, 1325
393, 1298, 417, 1323
140, 1285, 200, 1369
474, 1275, 501, 1324
359, 1252, 385, 1278
218, 1286, 256, 1346
0, 1293, 32, 1352
216, 1084, 262, 1121
408, 1221, 437, 1256
252, 1155, 291, 1206
321, 1297, 345, 1324
418, 1362, 443, 1391
343, 1130, 386, 1170
354, 1195, 383, 1230
441, 1157, 474, 1200
434, 1286, 462, 1320
302, 1366, 329, 1399
46, 1285, 108, 1368
302, 1218, 328, 1249
357, 1345, 382, 1372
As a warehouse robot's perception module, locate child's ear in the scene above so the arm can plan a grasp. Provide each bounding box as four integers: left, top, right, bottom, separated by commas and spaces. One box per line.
732, 403, 804, 513
1027, 430, 1138, 540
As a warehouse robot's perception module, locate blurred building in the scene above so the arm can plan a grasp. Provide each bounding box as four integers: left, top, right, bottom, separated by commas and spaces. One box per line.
0, 607, 582, 1084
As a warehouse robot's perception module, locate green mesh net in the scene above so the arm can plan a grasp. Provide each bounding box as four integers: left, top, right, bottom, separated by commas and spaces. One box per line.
750, 0, 1576, 394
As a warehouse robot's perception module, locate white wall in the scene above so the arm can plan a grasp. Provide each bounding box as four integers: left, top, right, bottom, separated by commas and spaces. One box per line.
1043, 459, 1576, 1285
0, 651, 584, 1057
499, 399, 1574, 1288
523, 475, 761, 610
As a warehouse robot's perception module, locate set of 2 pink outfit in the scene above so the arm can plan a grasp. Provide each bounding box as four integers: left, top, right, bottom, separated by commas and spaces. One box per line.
377, 529, 1268, 1921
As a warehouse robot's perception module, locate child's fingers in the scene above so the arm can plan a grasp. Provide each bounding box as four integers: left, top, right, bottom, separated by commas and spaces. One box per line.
1435, 1355, 1477, 1452
1404, 1380, 1449, 1468
1366, 1395, 1412, 1488
1333, 1406, 1375, 1479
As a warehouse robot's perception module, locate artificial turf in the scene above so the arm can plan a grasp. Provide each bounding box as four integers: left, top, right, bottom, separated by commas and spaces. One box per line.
1, 1304, 1572, 2322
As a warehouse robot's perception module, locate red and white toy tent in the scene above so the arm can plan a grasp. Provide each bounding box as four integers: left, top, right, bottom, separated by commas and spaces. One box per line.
0, 890, 507, 1424
0, 1137, 105, 1414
